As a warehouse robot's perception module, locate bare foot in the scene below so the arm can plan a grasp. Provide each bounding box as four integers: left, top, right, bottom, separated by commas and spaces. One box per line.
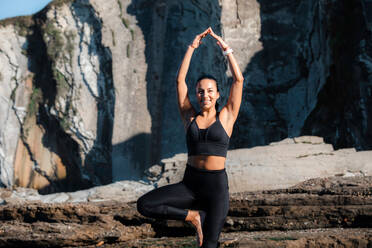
185, 210, 203, 247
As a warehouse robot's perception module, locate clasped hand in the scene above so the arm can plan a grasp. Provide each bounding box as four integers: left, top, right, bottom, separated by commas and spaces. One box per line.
190, 27, 229, 51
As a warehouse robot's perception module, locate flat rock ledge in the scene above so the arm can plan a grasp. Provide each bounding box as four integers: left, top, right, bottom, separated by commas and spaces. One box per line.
1, 136, 371, 206
157, 136, 372, 193
0, 175, 371, 247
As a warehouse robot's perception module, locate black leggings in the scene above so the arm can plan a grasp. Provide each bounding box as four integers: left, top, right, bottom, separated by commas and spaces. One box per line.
137, 163, 229, 248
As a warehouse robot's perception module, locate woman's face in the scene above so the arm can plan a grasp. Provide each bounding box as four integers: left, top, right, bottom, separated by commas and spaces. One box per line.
196, 78, 220, 110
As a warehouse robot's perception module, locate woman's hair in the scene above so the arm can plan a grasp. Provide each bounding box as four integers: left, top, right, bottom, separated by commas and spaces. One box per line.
196, 74, 220, 111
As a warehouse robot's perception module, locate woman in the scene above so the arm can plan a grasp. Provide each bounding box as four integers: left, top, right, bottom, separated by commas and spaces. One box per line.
137, 27, 244, 248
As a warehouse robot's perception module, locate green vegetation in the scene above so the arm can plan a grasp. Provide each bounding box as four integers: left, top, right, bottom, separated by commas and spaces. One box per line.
121, 18, 129, 29
0, 16, 33, 37
111, 29, 116, 46
21, 47, 28, 56
54, 69, 69, 93
117, 0, 128, 28
117, 0, 122, 11
51, 0, 75, 8
42, 21, 75, 105
117, 0, 135, 40
15, 20, 31, 36
126, 44, 130, 58
27, 87, 43, 117
60, 115, 71, 131
44, 22, 64, 61
130, 29, 135, 40
65, 30, 76, 63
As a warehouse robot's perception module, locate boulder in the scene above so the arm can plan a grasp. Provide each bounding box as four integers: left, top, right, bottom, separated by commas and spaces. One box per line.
153, 136, 372, 193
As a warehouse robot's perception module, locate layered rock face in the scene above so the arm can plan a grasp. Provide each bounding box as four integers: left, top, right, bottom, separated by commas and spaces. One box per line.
229, 0, 372, 151
0, 1, 120, 192
1, 0, 372, 192
302, 0, 372, 150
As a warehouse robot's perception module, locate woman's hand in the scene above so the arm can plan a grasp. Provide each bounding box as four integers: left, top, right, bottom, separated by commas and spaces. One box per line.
190, 27, 211, 49
209, 27, 230, 51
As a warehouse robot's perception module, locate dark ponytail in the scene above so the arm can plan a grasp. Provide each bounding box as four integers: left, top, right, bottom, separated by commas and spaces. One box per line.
196, 74, 220, 111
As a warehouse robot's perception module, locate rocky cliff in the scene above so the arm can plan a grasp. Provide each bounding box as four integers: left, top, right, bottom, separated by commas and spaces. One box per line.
0, 0, 371, 192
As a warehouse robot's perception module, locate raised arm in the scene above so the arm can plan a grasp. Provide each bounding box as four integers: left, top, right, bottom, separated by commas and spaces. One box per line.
209, 28, 244, 122
176, 28, 210, 129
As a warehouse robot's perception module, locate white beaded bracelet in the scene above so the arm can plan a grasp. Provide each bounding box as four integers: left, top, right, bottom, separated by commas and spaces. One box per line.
223, 48, 233, 56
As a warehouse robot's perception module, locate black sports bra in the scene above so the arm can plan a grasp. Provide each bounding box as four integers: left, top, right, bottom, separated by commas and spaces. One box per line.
186, 111, 230, 157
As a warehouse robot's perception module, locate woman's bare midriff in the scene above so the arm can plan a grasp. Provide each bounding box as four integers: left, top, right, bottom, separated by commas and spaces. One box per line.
187, 155, 226, 170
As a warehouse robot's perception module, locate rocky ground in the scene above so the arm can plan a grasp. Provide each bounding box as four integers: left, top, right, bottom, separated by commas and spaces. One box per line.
99, 229, 372, 248
0, 175, 371, 247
